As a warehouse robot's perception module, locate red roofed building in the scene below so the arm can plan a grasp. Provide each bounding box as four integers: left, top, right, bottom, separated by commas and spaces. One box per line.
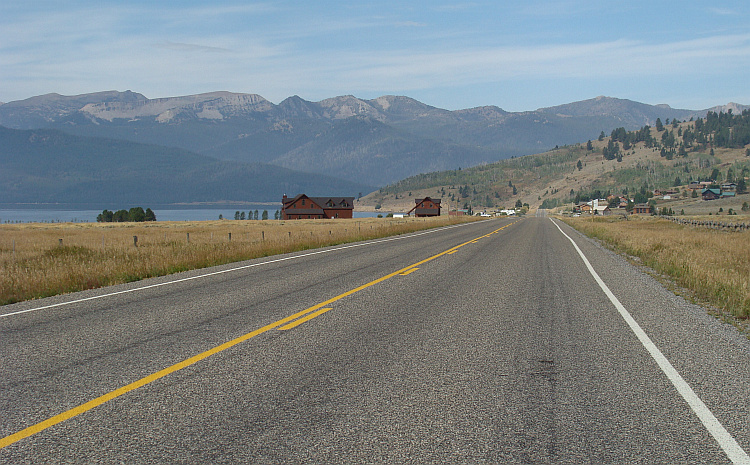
407, 197, 441, 217
281, 194, 355, 220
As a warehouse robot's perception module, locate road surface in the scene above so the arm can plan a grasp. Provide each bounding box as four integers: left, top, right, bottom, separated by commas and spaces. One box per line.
2, 217, 750, 463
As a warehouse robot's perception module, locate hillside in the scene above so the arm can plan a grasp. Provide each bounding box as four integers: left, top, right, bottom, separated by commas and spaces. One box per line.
360, 111, 750, 215
2, 91, 742, 187
0, 127, 374, 205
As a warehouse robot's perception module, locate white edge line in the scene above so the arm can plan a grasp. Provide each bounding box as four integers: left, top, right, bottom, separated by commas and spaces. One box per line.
1, 221, 478, 319
550, 218, 750, 464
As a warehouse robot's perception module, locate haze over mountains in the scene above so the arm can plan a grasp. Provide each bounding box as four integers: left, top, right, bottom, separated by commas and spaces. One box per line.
0, 91, 746, 205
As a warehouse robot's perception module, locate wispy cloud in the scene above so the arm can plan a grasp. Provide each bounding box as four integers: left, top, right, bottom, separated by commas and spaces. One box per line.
708, 7, 737, 16
153, 41, 233, 54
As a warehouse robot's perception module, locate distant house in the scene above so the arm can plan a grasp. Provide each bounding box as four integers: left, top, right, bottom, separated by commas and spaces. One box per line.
632, 203, 651, 214
594, 205, 611, 215
688, 181, 701, 190
407, 197, 441, 217
281, 194, 355, 220
721, 182, 738, 191
702, 188, 722, 201
721, 191, 737, 199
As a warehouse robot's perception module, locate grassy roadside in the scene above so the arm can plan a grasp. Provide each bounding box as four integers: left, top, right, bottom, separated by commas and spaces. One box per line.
561, 216, 750, 324
1, 216, 479, 306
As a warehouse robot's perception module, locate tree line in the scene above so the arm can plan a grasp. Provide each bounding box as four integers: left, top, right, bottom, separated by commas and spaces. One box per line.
224, 210, 280, 220
596, 109, 750, 163
97, 207, 156, 222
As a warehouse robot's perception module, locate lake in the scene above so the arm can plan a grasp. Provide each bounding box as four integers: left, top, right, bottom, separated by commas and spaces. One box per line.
0, 206, 382, 223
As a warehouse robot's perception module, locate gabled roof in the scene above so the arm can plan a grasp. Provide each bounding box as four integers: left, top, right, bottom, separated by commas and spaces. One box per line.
314, 197, 354, 208
414, 196, 441, 205
282, 194, 354, 210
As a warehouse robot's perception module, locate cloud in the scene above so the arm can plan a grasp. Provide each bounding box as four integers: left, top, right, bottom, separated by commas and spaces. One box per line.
153, 41, 233, 54
708, 7, 737, 16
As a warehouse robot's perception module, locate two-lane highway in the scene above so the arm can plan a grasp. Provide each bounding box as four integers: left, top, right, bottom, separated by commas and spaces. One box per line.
2, 217, 750, 463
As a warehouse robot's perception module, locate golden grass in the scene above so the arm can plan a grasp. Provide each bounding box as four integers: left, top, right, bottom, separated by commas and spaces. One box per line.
563, 216, 750, 319
0, 216, 477, 306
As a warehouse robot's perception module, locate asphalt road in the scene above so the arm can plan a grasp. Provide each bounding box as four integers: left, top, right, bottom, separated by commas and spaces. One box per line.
2, 217, 750, 463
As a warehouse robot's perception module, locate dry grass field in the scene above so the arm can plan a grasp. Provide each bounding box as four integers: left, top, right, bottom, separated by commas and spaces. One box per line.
0, 216, 476, 306
563, 215, 750, 322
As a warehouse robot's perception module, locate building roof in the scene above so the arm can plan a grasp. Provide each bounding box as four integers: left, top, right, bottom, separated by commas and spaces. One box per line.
414, 197, 441, 204
283, 194, 354, 209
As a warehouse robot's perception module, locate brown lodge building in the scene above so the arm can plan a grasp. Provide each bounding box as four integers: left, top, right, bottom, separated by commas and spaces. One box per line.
281, 194, 355, 220
407, 197, 441, 217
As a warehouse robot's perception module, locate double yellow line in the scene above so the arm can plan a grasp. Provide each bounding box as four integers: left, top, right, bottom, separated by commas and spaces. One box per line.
0, 220, 518, 449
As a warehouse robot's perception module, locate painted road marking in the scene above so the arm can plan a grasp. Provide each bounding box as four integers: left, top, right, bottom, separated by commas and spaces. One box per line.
278, 308, 332, 330
551, 218, 750, 465
399, 268, 419, 276
0, 220, 520, 449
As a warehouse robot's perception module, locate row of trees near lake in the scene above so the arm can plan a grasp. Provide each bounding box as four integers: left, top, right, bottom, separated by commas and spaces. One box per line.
97, 207, 156, 223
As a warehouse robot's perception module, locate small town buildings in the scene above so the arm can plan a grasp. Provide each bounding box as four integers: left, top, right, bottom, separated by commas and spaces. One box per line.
721, 191, 737, 199
689, 181, 714, 190
407, 197, 441, 217
632, 203, 651, 214
721, 182, 738, 191
281, 194, 355, 220
702, 188, 722, 201
593, 205, 611, 215
578, 203, 593, 214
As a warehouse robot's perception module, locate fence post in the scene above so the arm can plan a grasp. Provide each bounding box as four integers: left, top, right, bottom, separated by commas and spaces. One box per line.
228, 232, 232, 242
133, 236, 138, 247
187, 233, 190, 243
262, 231, 265, 241
59, 238, 63, 246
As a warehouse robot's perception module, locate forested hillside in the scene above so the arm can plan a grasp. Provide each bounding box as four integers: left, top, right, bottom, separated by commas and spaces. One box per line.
363, 110, 750, 213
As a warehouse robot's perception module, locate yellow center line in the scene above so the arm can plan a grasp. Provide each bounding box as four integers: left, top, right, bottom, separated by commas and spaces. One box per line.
0, 219, 520, 450
278, 307, 333, 330
399, 268, 419, 276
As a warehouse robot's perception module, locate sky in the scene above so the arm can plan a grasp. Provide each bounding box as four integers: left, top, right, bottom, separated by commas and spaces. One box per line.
2, 1, 749, 112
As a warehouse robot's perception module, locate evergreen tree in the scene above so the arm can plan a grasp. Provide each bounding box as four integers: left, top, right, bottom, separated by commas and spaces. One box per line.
128, 207, 146, 222
97, 209, 114, 222
144, 208, 156, 222
655, 117, 664, 132
737, 179, 747, 194
262, 210, 269, 220
113, 210, 129, 222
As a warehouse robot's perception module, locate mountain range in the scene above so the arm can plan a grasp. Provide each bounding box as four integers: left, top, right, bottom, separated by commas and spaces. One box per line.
1, 90, 747, 205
